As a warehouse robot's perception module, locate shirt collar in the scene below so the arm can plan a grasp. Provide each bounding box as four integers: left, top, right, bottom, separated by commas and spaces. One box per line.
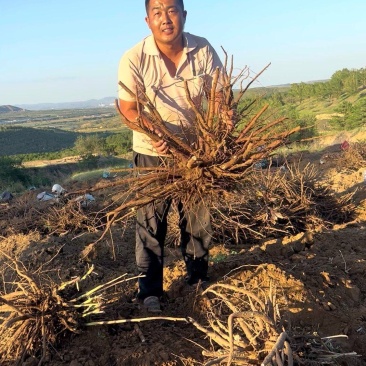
144, 32, 198, 56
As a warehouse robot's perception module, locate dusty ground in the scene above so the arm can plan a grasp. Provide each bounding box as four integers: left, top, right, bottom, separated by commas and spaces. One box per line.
1, 143, 366, 366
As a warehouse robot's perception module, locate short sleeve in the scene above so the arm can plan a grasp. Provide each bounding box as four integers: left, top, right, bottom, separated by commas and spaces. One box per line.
202, 42, 226, 92
118, 52, 141, 102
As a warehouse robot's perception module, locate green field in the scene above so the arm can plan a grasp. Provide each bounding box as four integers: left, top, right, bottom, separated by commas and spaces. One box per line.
0, 107, 129, 157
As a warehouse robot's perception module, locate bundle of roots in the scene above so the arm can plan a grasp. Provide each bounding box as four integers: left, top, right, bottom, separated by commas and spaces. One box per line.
211, 162, 356, 244
0, 192, 102, 238
198, 282, 291, 365
163, 162, 356, 246
337, 141, 366, 170
42, 200, 104, 236
0, 192, 47, 237
73, 59, 304, 256
0, 251, 139, 365
193, 264, 359, 365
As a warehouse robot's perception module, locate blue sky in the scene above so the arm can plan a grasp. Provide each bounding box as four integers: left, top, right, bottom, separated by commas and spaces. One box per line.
1, 0, 365, 105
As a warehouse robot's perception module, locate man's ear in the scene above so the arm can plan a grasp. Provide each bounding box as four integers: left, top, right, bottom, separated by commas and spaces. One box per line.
145, 16, 151, 29
183, 10, 187, 22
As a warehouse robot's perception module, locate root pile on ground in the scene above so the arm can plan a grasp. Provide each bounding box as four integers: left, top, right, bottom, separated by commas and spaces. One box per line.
0, 192, 102, 238
42, 200, 103, 236
198, 282, 286, 365
0, 192, 47, 236
211, 162, 356, 244
195, 264, 360, 365
336, 141, 366, 170
0, 252, 139, 365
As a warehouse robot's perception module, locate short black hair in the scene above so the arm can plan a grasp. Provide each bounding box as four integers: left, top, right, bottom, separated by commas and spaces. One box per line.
145, 0, 185, 13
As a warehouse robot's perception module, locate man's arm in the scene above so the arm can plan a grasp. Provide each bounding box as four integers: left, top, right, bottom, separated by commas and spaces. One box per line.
118, 51, 169, 154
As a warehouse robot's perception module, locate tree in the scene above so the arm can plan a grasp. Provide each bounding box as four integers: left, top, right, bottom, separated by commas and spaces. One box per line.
289, 83, 307, 104
346, 98, 366, 129
344, 72, 360, 94
105, 130, 132, 155
0, 156, 29, 190
330, 98, 366, 130
74, 135, 108, 158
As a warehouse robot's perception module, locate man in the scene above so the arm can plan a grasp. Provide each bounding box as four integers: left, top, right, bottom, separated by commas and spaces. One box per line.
118, 0, 225, 312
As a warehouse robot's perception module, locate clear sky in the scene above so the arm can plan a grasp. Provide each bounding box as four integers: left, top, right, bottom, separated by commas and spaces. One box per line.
1, 0, 365, 105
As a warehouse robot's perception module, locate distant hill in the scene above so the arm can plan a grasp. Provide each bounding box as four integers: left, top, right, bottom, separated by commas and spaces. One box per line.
15, 97, 116, 111
0, 105, 25, 114
269, 79, 329, 87
7, 79, 329, 111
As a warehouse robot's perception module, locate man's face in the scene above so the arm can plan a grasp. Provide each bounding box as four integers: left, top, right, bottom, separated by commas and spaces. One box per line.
145, 0, 187, 48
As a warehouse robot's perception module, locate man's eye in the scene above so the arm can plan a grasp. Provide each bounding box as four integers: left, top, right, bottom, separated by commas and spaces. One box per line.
154, 11, 161, 16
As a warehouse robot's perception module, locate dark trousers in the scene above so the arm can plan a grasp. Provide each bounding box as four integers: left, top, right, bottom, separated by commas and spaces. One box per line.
133, 152, 212, 300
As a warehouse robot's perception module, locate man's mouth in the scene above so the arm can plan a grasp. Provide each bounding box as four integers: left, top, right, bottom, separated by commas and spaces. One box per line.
162, 28, 174, 34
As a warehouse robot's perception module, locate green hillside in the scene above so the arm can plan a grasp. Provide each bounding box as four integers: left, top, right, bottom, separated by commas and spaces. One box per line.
0, 126, 80, 156
238, 67, 366, 140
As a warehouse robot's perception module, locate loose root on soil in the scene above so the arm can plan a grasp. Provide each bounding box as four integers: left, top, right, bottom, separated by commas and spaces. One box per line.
0, 192, 104, 238
85, 264, 359, 365
196, 265, 360, 365
163, 161, 356, 246
337, 141, 366, 170
42, 200, 104, 236
211, 161, 356, 244
198, 276, 288, 365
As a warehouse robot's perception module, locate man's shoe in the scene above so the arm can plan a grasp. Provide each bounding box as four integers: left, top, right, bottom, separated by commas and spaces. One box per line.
143, 296, 162, 313
179, 278, 211, 297
199, 280, 210, 291
185, 275, 210, 287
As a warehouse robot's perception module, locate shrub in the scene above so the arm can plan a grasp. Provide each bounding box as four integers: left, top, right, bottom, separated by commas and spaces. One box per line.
0, 157, 29, 191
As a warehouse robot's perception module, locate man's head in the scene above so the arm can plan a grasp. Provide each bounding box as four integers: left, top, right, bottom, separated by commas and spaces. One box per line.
145, 0, 184, 13
145, 0, 187, 49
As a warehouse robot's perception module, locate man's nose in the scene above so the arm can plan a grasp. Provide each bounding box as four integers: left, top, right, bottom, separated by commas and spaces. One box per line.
161, 11, 172, 24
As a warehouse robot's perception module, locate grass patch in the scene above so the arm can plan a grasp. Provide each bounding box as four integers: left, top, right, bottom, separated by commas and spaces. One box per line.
70, 158, 132, 183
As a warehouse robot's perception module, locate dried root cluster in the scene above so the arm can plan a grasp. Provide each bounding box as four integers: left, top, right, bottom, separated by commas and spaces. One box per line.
211, 162, 356, 244
161, 161, 355, 247
337, 141, 366, 170
42, 200, 102, 236
0, 192, 101, 238
195, 265, 291, 365
0, 192, 47, 236
193, 265, 359, 365
79, 60, 302, 248
0, 252, 138, 365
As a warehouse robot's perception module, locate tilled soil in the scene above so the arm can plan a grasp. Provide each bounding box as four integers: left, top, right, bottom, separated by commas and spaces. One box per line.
1, 148, 366, 366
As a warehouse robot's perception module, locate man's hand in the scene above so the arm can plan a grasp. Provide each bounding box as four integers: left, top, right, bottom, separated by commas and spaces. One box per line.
152, 138, 169, 155
140, 117, 170, 155
119, 99, 169, 155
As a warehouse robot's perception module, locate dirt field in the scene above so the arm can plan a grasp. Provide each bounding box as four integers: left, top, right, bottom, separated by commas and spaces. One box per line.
1, 143, 366, 366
